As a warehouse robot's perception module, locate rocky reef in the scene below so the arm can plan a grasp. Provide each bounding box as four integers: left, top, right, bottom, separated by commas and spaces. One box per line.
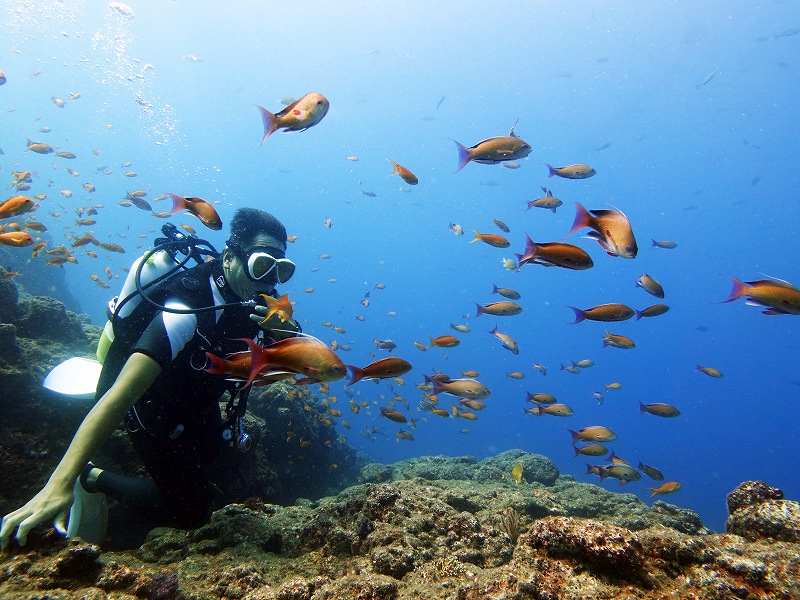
2, 472, 800, 599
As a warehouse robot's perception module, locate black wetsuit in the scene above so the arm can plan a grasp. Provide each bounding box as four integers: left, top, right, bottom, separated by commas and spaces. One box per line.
94, 259, 274, 528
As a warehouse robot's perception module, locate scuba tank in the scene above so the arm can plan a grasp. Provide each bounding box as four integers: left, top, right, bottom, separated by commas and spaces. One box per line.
96, 223, 220, 364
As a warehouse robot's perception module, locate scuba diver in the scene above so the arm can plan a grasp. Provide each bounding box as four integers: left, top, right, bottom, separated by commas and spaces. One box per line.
0, 207, 300, 549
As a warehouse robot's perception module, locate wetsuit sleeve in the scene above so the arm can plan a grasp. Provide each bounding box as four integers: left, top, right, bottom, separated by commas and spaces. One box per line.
131, 299, 198, 369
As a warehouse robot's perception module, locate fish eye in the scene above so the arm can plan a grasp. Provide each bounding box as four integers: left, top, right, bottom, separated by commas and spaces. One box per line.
625, 246, 631, 252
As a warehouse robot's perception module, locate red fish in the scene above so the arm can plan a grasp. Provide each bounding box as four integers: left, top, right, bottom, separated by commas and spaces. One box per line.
346, 357, 412, 387
256, 92, 329, 144
568, 203, 637, 259
517, 234, 593, 270
720, 276, 800, 315
165, 194, 222, 231
221, 336, 346, 388
451, 125, 532, 172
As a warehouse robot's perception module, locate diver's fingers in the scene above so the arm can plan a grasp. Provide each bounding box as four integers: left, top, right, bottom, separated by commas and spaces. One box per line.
53, 509, 69, 537
1, 509, 30, 550
0, 514, 19, 550
249, 314, 265, 324
251, 304, 268, 315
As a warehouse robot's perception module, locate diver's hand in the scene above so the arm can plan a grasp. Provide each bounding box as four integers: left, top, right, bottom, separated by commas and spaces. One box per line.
249, 306, 300, 341
0, 483, 73, 550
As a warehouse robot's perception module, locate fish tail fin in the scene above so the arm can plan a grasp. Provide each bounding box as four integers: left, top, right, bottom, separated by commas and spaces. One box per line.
166, 193, 188, 216
634, 309, 643, 321
536, 405, 544, 417
648, 488, 658, 497
568, 202, 592, 237
234, 337, 270, 389
719, 275, 747, 303
639, 401, 646, 414
567, 307, 585, 324
256, 105, 279, 145
345, 365, 363, 387
545, 163, 557, 178
651, 239, 658, 247
451, 139, 471, 172
525, 201, 534, 211
569, 430, 580, 445
387, 159, 400, 175
491, 283, 499, 294
474, 303, 485, 318
203, 352, 229, 375
468, 230, 481, 244
517, 234, 537, 266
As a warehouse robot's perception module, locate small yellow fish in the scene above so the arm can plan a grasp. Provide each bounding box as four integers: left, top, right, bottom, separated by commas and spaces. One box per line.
696, 365, 723, 378
511, 462, 524, 484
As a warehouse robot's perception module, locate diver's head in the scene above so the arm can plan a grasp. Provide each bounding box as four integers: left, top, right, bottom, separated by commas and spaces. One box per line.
222, 208, 295, 300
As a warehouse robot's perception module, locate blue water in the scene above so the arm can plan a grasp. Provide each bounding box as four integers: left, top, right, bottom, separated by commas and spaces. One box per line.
2, 1, 799, 533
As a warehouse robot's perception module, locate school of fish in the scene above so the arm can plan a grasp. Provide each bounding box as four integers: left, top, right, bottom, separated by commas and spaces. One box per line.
3, 52, 794, 505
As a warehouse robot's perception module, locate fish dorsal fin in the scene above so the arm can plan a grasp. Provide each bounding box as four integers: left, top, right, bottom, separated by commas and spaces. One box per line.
756, 273, 798, 290
508, 118, 520, 137
596, 204, 629, 221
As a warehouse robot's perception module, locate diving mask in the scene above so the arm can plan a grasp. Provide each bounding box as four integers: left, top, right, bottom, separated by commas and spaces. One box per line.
227, 241, 295, 284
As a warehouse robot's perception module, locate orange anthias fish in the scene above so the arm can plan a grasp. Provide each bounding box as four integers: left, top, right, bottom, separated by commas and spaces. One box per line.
516, 234, 593, 270
546, 163, 596, 179
720, 276, 800, 315
451, 126, 532, 172
256, 92, 329, 144
469, 230, 510, 248
379, 407, 408, 423
0, 196, 36, 219
204, 350, 294, 386
346, 357, 412, 387
568, 202, 638, 259
387, 159, 418, 185
526, 187, 563, 213
165, 194, 223, 231
568, 303, 635, 324
221, 335, 346, 388
259, 293, 293, 323
648, 482, 681, 497
569, 426, 616, 445
488, 326, 519, 354
474, 301, 522, 317
602, 330, 635, 349
636, 272, 665, 298
0, 231, 35, 247
428, 335, 460, 348
425, 375, 491, 400
639, 401, 681, 417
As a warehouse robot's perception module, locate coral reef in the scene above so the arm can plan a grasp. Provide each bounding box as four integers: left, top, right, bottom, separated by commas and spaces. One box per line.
2, 475, 800, 599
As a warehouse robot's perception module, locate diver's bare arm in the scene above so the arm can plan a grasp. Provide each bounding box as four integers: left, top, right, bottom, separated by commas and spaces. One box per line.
0, 352, 160, 548
48, 352, 161, 491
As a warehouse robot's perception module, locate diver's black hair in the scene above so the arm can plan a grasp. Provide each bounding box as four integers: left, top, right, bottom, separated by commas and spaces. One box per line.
228, 207, 288, 252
